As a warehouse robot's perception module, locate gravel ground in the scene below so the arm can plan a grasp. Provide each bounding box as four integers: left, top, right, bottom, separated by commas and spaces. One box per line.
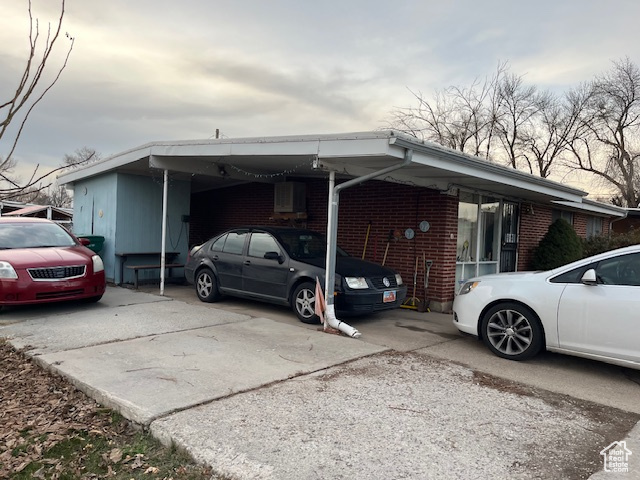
152, 351, 639, 480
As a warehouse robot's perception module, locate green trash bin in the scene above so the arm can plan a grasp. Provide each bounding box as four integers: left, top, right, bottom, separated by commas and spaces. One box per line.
76, 235, 105, 253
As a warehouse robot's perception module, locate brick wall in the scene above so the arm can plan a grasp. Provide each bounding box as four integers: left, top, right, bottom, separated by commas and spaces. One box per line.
189, 179, 459, 311
189, 180, 618, 310
518, 204, 612, 270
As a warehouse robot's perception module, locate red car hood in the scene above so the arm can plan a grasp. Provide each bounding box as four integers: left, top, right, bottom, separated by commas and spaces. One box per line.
0, 246, 93, 268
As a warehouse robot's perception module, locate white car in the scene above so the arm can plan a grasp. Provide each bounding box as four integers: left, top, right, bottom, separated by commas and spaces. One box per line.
453, 244, 640, 370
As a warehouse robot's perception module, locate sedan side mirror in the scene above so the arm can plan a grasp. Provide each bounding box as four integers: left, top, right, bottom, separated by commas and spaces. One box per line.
581, 268, 598, 286
78, 237, 91, 246
264, 251, 285, 264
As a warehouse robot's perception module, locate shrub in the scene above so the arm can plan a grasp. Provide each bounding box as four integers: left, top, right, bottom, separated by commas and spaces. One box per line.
531, 219, 583, 270
582, 229, 640, 257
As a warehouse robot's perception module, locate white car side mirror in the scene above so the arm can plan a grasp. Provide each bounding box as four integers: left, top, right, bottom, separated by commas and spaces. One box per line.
581, 268, 598, 285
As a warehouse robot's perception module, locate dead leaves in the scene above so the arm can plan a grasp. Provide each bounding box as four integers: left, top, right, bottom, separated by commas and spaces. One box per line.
0, 340, 214, 479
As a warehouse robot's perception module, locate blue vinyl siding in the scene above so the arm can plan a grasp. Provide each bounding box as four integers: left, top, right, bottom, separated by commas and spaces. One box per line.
73, 172, 190, 284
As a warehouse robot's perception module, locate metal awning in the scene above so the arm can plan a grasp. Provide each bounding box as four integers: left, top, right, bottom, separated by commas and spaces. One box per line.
58, 131, 597, 206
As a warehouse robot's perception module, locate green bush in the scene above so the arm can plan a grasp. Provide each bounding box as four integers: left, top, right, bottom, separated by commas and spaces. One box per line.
582, 229, 640, 257
531, 219, 583, 270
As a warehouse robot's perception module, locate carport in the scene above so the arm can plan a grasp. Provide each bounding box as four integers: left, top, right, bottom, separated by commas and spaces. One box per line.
58, 131, 618, 334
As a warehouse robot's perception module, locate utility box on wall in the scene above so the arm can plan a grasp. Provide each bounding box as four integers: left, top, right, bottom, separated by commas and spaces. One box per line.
274, 182, 306, 213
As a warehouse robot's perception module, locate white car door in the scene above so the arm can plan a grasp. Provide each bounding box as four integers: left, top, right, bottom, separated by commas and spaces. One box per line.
557, 252, 640, 363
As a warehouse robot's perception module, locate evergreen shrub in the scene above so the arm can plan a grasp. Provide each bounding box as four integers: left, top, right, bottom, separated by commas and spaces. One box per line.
531, 219, 583, 270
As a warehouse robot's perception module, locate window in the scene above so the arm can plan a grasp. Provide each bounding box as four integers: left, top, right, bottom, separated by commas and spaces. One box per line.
222, 232, 246, 255
248, 232, 280, 258
456, 193, 501, 289
596, 253, 640, 286
211, 235, 226, 252
586, 216, 603, 238
552, 209, 574, 225
480, 198, 499, 262
457, 192, 478, 262
550, 262, 597, 283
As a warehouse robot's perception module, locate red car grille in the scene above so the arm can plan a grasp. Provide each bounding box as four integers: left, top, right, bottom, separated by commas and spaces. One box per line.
35, 289, 85, 300
28, 265, 86, 281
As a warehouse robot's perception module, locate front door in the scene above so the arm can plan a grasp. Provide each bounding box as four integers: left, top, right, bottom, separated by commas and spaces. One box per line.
500, 202, 519, 272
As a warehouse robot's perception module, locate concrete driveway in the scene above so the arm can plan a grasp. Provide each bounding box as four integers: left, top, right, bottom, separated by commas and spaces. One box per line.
1, 285, 639, 479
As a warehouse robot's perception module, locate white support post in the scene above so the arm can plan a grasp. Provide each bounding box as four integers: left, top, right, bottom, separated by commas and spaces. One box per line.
160, 168, 168, 296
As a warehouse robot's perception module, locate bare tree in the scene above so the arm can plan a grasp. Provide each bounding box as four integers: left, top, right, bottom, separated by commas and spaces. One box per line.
494, 72, 546, 171
0, 0, 75, 201
63, 147, 100, 168
387, 62, 508, 159
518, 85, 592, 178
567, 58, 640, 207
11, 147, 100, 206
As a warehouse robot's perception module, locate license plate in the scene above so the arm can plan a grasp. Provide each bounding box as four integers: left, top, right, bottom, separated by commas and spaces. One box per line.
383, 290, 396, 303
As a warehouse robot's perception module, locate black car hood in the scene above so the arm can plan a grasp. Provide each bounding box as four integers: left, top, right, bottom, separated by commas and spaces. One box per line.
302, 256, 397, 277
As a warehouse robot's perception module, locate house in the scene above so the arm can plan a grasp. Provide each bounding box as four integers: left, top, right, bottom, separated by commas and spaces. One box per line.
57, 131, 626, 312
0, 201, 73, 227
612, 208, 640, 234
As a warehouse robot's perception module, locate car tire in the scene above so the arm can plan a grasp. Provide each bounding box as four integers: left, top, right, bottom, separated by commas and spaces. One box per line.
85, 295, 103, 303
195, 267, 221, 303
292, 282, 320, 324
480, 302, 543, 361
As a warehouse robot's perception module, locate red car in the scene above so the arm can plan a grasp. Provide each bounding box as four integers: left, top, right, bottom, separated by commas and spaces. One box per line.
0, 217, 106, 308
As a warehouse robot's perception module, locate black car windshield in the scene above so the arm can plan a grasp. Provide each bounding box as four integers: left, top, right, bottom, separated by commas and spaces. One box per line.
277, 230, 348, 260
0, 222, 76, 249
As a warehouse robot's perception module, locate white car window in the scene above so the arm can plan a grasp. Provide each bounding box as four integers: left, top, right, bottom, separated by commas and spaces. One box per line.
596, 253, 640, 286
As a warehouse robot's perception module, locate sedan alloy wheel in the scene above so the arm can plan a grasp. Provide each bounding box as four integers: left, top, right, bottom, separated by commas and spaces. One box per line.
293, 282, 319, 324
481, 303, 543, 360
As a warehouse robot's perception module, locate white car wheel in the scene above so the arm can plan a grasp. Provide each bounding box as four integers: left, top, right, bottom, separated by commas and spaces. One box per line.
481, 303, 543, 360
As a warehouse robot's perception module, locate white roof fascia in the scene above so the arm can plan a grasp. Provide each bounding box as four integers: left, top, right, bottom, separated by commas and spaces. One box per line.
58, 144, 153, 184
388, 135, 586, 203
552, 199, 627, 217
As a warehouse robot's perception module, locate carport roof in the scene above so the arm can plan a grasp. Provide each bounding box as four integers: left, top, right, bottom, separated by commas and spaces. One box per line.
57, 130, 625, 216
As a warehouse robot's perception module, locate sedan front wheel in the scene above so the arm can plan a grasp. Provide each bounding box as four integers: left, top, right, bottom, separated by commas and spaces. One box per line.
292, 282, 320, 324
480, 303, 543, 361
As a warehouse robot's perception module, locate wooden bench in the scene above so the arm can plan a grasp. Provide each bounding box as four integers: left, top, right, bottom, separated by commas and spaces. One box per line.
115, 251, 180, 286
125, 263, 184, 288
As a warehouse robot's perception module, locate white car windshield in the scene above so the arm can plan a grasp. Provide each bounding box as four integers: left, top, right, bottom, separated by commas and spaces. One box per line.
0, 223, 76, 249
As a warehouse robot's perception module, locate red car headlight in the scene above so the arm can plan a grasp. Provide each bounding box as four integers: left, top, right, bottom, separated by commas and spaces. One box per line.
0, 261, 18, 279
92, 255, 104, 273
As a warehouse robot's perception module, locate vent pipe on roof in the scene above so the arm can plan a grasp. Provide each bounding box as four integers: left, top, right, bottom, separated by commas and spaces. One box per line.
323, 149, 414, 338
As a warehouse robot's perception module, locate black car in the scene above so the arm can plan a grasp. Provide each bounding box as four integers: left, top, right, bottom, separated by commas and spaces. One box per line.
184, 227, 407, 323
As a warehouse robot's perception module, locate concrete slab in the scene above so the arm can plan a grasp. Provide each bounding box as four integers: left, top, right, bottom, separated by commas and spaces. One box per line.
423, 335, 640, 415
1, 298, 249, 354
151, 353, 639, 480
37, 318, 386, 424
0, 286, 171, 326
348, 310, 460, 352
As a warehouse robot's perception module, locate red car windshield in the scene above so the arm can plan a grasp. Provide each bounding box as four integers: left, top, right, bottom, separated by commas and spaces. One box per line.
0, 222, 77, 249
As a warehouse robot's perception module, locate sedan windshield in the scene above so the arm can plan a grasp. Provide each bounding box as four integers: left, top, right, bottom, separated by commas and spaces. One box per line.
0, 222, 77, 249
277, 230, 348, 261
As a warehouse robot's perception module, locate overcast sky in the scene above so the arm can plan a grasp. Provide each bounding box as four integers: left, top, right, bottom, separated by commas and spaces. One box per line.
2, 0, 639, 193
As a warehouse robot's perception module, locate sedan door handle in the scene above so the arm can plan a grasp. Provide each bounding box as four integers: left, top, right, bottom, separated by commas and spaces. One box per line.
244, 260, 251, 266
212, 255, 219, 261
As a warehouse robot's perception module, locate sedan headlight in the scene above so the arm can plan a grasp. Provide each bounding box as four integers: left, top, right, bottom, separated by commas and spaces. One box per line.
345, 277, 368, 289
459, 281, 479, 295
0, 261, 18, 279
395, 274, 403, 286
92, 255, 104, 273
